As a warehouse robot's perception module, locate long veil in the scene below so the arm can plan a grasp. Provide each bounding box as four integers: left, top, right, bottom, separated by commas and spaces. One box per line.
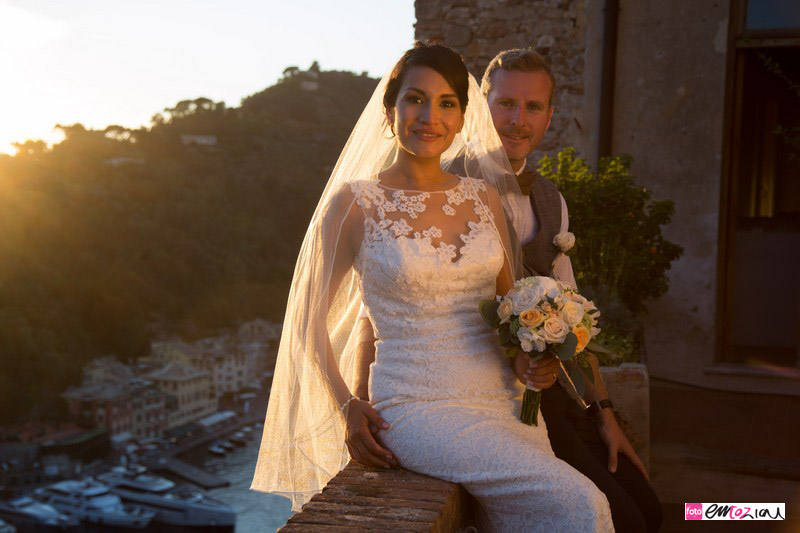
251, 71, 523, 510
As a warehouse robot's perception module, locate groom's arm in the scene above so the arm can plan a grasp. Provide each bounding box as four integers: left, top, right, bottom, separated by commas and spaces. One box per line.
559, 194, 649, 479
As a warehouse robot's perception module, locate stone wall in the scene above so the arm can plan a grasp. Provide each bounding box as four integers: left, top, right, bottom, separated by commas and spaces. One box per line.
415, 0, 599, 163
415, 1, 800, 395
279, 461, 473, 531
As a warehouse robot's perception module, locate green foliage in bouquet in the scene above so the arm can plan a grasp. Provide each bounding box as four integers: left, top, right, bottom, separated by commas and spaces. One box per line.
537, 148, 683, 363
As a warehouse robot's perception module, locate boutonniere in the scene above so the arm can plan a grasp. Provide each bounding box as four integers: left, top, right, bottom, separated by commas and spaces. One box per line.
553, 232, 575, 253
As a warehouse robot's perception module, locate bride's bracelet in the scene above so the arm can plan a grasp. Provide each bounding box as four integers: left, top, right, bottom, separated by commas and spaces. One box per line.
339, 394, 359, 413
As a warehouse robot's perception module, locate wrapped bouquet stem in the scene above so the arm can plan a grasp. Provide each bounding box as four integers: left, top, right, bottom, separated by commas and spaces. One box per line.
480, 276, 601, 426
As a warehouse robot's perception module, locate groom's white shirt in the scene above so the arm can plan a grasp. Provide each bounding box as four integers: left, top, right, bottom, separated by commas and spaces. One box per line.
510, 161, 577, 288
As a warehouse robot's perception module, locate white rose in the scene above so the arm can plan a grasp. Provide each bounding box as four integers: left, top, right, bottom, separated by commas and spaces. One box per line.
560, 300, 584, 328
564, 291, 588, 306
517, 327, 546, 353
542, 316, 569, 344
553, 232, 575, 252
535, 276, 559, 292
497, 298, 513, 324
509, 286, 544, 315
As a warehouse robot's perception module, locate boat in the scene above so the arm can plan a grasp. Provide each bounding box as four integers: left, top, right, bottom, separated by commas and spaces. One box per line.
96, 465, 235, 528
219, 440, 235, 452
0, 494, 80, 531
96, 464, 174, 493
229, 432, 247, 447
208, 444, 227, 456
33, 479, 154, 529
0, 517, 13, 533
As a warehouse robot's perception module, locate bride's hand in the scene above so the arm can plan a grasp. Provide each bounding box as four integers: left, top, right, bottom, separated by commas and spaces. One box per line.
513, 352, 559, 390
345, 399, 397, 469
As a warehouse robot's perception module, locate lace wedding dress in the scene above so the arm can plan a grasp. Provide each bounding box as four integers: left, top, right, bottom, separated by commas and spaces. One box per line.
351, 176, 613, 532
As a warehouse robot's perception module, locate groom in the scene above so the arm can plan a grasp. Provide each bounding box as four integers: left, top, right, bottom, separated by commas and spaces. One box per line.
481, 48, 662, 533
350, 49, 662, 532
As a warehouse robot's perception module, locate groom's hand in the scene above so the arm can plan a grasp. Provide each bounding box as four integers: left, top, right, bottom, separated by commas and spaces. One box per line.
513, 353, 559, 390
345, 399, 398, 469
595, 408, 649, 480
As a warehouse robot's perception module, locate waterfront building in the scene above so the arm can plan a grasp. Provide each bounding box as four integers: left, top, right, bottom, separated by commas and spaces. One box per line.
129, 378, 168, 439
145, 363, 215, 430
62, 383, 134, 438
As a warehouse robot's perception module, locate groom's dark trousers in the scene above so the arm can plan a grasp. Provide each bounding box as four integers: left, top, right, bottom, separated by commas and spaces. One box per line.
523, 168, 662, 531
541, 383, 663, 532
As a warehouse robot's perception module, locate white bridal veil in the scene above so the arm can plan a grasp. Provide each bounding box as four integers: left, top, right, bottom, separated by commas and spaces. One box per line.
251, 70, 524, 510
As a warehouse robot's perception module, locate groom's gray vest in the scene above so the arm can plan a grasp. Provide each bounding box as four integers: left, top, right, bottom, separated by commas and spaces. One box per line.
520, 168, 562, 277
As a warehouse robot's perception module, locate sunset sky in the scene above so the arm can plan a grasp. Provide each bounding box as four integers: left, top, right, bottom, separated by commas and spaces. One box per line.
0, 0, 415, 154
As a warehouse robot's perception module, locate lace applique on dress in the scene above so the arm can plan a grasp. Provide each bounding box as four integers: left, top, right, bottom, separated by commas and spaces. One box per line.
349, 177, 495, 264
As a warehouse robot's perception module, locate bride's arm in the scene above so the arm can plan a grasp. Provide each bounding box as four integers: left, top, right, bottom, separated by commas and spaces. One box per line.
325, 190, 396, 468
321, 190, 365, 407
353, 314, 377, 400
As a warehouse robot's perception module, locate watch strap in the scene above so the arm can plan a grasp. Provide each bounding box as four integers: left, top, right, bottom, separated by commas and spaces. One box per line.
586, 399, 613, 417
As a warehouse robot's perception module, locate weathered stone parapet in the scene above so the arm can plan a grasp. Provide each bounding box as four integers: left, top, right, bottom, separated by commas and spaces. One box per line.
279, 461, 473, 531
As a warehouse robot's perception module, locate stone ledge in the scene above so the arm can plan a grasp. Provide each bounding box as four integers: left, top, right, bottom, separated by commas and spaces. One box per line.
279, 461, 474, 532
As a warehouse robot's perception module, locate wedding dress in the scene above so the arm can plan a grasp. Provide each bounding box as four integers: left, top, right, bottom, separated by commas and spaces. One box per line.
351, 176, 614, 532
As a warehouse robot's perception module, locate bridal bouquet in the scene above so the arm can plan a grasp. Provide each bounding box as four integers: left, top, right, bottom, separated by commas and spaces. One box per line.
479, 276, 600, 426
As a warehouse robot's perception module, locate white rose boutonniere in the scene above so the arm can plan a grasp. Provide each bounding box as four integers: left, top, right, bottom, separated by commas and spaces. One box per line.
553, 232, 575, 253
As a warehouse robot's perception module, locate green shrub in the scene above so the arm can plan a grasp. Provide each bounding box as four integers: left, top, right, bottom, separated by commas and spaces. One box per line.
537, 148, 683, 363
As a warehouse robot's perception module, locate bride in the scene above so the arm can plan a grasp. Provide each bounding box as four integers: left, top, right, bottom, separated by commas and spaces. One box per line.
252, 42, 613, 532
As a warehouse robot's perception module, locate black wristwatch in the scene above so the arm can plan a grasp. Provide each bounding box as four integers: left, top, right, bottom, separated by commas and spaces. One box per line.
585, 399, 613, 418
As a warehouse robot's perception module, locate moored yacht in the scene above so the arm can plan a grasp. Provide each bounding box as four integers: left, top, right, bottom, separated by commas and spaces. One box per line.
0, 495, 80, 531
33, 479, 154, 529
97, 465, 235, 528
97, 464, 174, 493
229, 433, 247, 447
208, 443, 227, 456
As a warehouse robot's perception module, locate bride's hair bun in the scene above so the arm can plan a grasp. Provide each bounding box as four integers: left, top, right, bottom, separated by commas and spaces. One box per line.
383, 41, 469, 113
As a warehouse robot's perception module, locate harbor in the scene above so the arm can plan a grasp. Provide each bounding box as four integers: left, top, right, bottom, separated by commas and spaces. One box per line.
0, 412, 293, 532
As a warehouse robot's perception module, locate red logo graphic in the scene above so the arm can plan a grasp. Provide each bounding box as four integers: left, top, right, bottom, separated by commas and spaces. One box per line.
685, 503, 703, 520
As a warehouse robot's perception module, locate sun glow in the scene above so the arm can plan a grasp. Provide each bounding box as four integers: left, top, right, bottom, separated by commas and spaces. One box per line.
0, 0, 414, 156
0, 3, 68, 154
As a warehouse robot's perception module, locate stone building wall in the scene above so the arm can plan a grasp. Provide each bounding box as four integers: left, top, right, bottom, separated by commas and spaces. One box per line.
415, 0, 799, 395
415, 0, 600, 164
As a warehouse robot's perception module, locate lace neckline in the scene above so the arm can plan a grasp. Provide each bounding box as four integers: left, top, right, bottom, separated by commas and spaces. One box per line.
376, 176, 464, 194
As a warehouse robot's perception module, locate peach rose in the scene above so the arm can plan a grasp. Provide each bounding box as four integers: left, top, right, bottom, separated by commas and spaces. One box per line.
519, 308, 545, 328
573, 325, 591, 353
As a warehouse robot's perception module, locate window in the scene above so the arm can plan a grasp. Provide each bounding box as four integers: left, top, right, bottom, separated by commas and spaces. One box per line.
720, 0, 800, 368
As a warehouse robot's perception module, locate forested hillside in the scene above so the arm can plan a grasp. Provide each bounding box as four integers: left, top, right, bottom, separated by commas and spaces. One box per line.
0, 66, 378, 423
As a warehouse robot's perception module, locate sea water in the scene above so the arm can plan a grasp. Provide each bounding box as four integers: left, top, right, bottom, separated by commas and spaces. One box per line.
205, 438, 292, 532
